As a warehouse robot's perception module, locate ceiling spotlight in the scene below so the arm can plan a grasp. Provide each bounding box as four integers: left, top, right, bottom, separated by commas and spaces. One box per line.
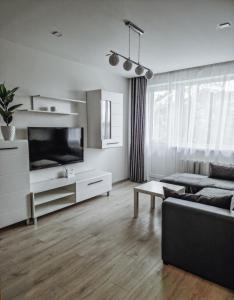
109, 53, 119, 66
217, 22, 231, 29
145, 69, 154, 80
51, 30, 63, 37
123, 59, 133, 71
135, 65, 144, 76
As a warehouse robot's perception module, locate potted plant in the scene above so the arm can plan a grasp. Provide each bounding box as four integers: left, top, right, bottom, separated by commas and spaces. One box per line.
0, 83, 22, 141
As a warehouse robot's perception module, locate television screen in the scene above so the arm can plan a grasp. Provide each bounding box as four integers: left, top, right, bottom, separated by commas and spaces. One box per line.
28, 127, 84, 170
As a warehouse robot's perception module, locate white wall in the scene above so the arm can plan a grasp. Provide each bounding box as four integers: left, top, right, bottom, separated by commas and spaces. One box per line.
0, 38, 129, 183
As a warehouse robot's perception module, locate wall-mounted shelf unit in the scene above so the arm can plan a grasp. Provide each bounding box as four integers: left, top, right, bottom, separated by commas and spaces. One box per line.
87, 90, 123, 149
16, 94, 86, 116
32, 95, 86, 104
17, 109, 78, 116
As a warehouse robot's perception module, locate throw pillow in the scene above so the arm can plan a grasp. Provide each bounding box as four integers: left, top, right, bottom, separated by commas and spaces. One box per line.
209, 163, 234, 181
163, 187, 233, 210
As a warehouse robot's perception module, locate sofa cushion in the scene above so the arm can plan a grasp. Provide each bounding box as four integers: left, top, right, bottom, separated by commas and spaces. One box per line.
161, 173, 209, 193
161, 173, 207, 187
209, 163, 234, 181
163, 187, 233, 210
196, 187, 234, 213
161, 172, 234, 191
202, 177, 234, 190
196, 187, 234, 198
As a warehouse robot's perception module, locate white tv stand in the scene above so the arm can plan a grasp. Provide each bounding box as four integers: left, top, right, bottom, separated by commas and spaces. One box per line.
30, 169, 112, 224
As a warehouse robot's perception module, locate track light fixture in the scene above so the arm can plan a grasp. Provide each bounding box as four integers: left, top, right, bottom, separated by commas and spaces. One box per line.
107, 20, 154, 80
123, 59, 132, 71
145, 69, 154, 80
135, 65, 144, 76
109, 53, 119, 66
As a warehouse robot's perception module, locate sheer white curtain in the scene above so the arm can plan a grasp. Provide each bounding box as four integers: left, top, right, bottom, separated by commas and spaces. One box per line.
147, 61, 234, 179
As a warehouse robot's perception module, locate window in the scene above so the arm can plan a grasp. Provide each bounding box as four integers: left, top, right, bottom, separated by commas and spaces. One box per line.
149, 75, 234, 151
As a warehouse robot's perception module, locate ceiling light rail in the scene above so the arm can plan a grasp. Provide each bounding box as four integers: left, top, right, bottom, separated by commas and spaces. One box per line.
110, 50, 151, 71
108, 20, 154, 80
124, 20, 144, 35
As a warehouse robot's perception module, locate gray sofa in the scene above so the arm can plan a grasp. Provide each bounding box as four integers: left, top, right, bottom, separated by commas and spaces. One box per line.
162, 197, 234, 290
161, 172, 234, 193
161, 165, 234, 289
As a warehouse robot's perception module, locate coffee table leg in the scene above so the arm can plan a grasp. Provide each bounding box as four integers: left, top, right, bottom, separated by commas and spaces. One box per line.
134, 190, 139, 218
151, 195, 155, 209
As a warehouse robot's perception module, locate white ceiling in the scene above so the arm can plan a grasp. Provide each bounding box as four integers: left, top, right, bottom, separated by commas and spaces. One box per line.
0, 0, 234, 77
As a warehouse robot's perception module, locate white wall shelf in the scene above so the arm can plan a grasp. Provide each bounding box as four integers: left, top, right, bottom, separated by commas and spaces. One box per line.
17, 109, 78, 116
32, 95, 86, 104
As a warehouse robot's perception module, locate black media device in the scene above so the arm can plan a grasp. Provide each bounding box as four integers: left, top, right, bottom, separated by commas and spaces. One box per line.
28, 127, 84, 170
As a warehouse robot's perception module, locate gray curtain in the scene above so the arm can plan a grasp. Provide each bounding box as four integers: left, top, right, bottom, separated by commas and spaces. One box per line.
130, 77, 147, 183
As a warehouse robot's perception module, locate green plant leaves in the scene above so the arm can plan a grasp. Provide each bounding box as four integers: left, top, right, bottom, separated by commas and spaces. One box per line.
8, 104, 22, 111
9, 87, 19, 94
0, 108, 13, 125
0, 107, 5, 117
0, 83, 7, 99
0, 84, 19, 104
3, 115, 12, 125
0, 83, 21, 125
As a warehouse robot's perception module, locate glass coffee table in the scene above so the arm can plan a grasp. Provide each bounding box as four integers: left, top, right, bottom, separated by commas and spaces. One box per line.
133, 181, 185, 217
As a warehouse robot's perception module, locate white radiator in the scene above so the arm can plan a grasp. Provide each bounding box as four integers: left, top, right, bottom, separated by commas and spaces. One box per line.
180, 160, 209, 175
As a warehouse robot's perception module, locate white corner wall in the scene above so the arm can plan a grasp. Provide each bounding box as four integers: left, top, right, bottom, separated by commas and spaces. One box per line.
0, 38, 129, 183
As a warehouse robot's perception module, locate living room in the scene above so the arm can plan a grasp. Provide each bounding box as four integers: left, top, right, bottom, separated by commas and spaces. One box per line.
0, 0, 234, 299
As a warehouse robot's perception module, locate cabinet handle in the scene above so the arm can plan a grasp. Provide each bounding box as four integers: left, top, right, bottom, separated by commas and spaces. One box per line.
106, 142, 119, 145
88, 179, 103, 186
0, 147, 18, 150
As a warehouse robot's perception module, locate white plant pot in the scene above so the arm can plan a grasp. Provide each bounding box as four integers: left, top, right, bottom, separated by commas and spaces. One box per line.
1, 126, 16, 141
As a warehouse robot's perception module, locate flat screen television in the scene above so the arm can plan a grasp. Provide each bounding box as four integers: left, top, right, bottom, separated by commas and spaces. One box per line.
28, 127, 84, 170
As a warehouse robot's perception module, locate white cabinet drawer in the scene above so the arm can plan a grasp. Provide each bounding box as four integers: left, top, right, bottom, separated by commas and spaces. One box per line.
0, 172, 29, 195
0, 141, 29, 176
76, 174, 112, 203
0, 191, 30, 228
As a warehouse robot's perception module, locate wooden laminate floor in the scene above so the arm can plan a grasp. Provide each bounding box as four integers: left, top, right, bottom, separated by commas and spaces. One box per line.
0, 181, 234, 300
